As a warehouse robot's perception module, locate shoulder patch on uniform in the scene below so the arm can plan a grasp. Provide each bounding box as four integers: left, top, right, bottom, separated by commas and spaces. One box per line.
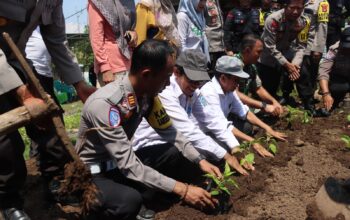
198, 95, 208, 107
318, 1, 329, 22
147, 96, 172, 130
270, 19, 279, 32
298, 17, 311, 43
109, 107, 121, 127
127, 93, 137, 109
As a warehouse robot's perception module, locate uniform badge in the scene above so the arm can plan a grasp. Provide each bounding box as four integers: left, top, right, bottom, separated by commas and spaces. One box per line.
270, 20, 279, 32
318, 1, 329, 22
127, 93, 136, 109
109, 107, 121, 127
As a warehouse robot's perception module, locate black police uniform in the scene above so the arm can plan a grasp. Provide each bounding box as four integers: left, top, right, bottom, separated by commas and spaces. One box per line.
223, 8, 260, 53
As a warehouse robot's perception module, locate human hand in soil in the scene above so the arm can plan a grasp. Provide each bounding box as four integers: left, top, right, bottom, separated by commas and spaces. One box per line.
184, 185, 218, 209
253, 143, 274, 158
322, 94, 334, 111
263, 104, 276, 114
199, 160, 222, 179
272, 102, 284, 116
224, 153, 250, 175
266, 128, 287, 141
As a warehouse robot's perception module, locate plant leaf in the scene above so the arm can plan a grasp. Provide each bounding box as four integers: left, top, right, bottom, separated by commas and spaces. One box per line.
224, 162, 231, 176
268, 143, 277, 155
220, 186, 231, 195
224, 171, 235, 178
227, 178, 239, 189
211, 190, 220, 196
341, 135, 350, 145
347, 114, 350, 122
245, 153, 255, 164
240, 158, 246, 166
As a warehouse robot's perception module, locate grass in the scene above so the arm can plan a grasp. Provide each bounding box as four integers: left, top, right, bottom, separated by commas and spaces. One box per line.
21, 101, 83, 160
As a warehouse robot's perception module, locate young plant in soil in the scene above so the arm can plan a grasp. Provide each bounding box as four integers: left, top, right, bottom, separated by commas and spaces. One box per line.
237, 141, 255, 167
256, 135, 278, 155
285, 106, 313, 129
341, 135, 350, 150
204, 162, 238, 214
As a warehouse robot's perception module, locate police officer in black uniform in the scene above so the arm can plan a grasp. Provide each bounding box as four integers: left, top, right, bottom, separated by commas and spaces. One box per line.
319, 27, 350, 111
223, 0, 261, 55
327, 0, 350, 49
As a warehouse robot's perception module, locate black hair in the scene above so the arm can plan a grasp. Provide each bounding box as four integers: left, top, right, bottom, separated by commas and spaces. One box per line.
130, 39, 174, 75
174, 65, 185, 75
214, 71, 224, 80
239, 34, 262, 52
282, 0, 307, 5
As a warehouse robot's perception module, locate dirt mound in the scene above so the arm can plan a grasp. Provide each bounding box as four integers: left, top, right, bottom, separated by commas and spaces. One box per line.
22, 111, 350, 219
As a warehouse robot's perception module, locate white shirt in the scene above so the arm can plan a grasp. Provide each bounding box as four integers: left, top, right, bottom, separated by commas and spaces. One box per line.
25, 27, 52, 77
133, 75, 230, 160
177, 12, 205, 53
200, 77, 249, 129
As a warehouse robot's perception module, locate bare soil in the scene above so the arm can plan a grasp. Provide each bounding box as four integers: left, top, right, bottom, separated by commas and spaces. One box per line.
22, 109, 350, 219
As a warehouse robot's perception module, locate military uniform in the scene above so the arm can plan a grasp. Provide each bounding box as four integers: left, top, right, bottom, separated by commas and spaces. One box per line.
318, 41, 350, 106
0, 0, 84, 211
327, 0, 350, 48
223, 8, 260, 53
291, 0, 329, 110
257, 9, 307, 97
75, 74, 203, 219
234, 53, 263, 95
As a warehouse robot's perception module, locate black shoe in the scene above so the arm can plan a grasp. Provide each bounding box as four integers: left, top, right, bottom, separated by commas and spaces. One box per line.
279, 96, 298, 107
312, 108, 331, 117
136, 205, 155, 220
1, 208, 31, 220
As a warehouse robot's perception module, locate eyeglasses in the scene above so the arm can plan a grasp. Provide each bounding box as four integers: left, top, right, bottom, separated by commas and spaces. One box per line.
185, 75, 207, 86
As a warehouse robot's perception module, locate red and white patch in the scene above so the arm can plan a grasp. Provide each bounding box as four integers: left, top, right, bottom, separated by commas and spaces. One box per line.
270, 20, 279, 32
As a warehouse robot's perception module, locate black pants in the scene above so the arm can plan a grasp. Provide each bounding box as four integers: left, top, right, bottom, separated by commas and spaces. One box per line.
329, 76, 350, 107
88, 144, 202, 220
257, 63, 284, 98
327, 26, 341, 49
0, 71, 70, 209
282, 55, 319, 102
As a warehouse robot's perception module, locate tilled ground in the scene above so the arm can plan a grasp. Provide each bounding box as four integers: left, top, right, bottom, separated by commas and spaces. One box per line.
23, 109, 350, 220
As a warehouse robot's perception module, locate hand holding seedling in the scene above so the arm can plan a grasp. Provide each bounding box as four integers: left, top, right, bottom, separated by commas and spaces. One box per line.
252, 143, 274, 158
199, 160, 223, 179
183, 185, 218, 209
224, 153, 250, 175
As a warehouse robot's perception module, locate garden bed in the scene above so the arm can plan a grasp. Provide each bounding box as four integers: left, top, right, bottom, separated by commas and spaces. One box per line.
22, 109, 350, 219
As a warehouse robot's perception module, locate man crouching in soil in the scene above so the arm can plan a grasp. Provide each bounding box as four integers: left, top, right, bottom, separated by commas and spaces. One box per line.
74, 39, 222, 220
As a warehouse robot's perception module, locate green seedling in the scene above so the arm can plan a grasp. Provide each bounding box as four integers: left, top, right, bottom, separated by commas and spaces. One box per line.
204, 162, 239, 196
286, 106, 313, 126
341, 135, 350, 149
347, 115, 350, 123
251, 135, 278, 155
240, 152, 255, 166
